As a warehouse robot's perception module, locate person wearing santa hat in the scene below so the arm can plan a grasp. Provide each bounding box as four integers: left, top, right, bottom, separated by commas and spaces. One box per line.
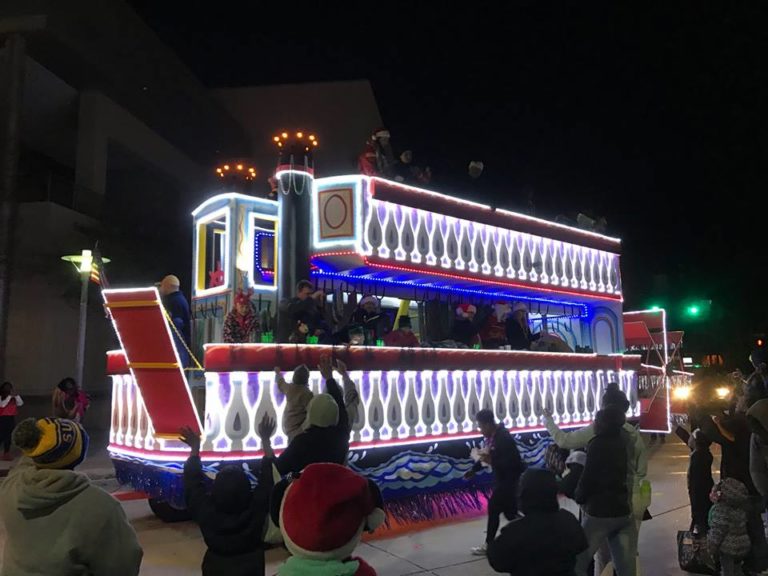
450, 303, 481, 348
505, 302, 542, 350
271, 462, 386, 576
350, 295, 391, 345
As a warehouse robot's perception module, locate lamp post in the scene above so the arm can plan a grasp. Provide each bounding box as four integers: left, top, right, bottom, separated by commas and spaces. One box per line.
61, 249, 109, 387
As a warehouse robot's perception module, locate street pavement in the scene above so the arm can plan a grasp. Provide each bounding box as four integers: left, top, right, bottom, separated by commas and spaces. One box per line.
0, 435, 705, 575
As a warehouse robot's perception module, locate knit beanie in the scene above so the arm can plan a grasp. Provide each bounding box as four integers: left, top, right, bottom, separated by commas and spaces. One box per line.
13, 418, 89, 470
601, 382, 630, 412
293, 364, 310, 388
304, 394, 339, 429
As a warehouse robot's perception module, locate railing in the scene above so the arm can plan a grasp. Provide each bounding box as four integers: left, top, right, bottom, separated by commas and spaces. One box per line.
109, 374, 158, 452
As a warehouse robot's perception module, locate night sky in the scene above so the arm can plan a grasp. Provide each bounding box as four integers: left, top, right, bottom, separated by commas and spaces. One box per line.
129, 1, 768, 365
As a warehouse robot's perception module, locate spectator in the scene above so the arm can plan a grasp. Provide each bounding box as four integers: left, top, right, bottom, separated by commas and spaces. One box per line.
505, 303, 541, 350
0, 418, 142, 575
488, 468, 588, 576
0, 381, 23, 460
688, 429, 714, 535
558, 450, 586, 501
708, 478, 751, 576
748, 398, 768, 505
265, 357, 351, 476
383, 316, 420, 347
159, 274, 192, 367
180, 417, 275, 576
465, 409, 525, 556
544, 383, 648, 573
223, 290, 261, 343
480, 303, 510, 349
52, 377, 89, 423
574, 407, 635, 576
275, 365, 314, 444
451, 304, 481, 348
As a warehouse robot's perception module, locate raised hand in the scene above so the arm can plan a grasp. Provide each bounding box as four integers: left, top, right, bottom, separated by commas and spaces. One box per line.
258, 414, 276, 440
335, 358, 348, 376
179, 426, 201, 455
318, 355, 334, 380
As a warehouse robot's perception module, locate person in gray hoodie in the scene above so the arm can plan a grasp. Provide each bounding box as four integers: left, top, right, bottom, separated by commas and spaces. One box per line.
0, 418, 142, 576
708, 478, 751, 576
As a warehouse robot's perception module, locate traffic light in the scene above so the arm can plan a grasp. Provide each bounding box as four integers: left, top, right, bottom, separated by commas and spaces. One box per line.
755, 334, 766, 349
683, 299, 711, 320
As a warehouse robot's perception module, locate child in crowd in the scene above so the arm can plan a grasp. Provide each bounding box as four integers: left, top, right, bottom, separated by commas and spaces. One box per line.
708, 478, 751, 576
0, 381, 23, 460
180, 416, 276, 576
688, 429, 714, 535
275, 365, 314, 444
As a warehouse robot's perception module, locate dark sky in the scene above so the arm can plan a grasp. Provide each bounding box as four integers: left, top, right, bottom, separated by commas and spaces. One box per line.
129, 1, 768, 361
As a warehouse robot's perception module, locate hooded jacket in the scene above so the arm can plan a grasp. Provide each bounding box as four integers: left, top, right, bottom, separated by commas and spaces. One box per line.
0, 458, 142, 576
708, 478, 751, 558
184, 455, 274, 576
575, 408, 630, 518
487, 469, 588, 576
275, 378, 350, 476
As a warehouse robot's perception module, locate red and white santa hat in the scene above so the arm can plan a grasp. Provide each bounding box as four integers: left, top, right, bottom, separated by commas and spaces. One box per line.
273, 463, 386, 561
455, 303, 477, 318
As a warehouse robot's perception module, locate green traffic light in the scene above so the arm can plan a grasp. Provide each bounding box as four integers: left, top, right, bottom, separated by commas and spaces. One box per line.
687, 305, 700, 316
650, 305, 662, 311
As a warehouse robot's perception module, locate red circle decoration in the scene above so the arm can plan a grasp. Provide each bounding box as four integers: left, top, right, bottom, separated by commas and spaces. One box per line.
323, 194, 348, 230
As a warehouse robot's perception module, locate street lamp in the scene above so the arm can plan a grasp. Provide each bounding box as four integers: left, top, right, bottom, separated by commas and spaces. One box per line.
61, 249, 110, 389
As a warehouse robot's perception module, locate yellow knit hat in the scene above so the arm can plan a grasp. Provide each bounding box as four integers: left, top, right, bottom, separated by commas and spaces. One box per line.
14, 418, 89, 470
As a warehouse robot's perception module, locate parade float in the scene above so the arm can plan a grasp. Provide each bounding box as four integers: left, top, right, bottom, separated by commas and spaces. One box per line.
103, 134, 659, 533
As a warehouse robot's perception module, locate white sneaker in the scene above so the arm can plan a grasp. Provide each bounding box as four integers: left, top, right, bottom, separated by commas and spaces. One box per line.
471, 543, 487, 556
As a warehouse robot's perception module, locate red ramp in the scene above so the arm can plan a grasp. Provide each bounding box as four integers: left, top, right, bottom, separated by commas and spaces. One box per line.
103, 288, 201, 438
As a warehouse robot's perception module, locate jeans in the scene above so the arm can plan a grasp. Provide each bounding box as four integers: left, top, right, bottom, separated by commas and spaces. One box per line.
486, 480, 518, 544
719, 553, 742, 576
575, 513, 636, 576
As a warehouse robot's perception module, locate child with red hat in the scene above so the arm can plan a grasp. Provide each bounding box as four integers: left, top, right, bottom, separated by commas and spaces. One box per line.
271, 462, 386, 576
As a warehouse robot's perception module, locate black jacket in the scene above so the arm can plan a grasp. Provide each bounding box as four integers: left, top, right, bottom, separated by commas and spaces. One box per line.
575, 407, 630, 518
275, 378, 350, 476
505, 318, 541, 350
700, 413, 758, 495
688, 448, 714, 530
184, 455, 274, 576
488, 469, 588, 576
473, 426, 525, 485
451, 318, 479, 347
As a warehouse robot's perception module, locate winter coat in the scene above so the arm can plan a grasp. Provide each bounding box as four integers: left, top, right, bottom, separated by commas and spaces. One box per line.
488, 469, 588, 576
0, 458, 142, 576
708, 478, 751, 558
162, 290, 191, 343
544, 412, 649, 519
450, 318, 480, 347
748, 399, 768, 504
505, 318, 541, 350
472, 425, 525, 486
278, 379, 314, 444
383, 329, 420, 348
278, 556, 376, 576
222, 308, 260, 343
275, 378, 350, 476
184, 455, 273, 576
575, 408, 630, 518
701, 412, 757, 495
0, 394, 23, 416
688, 447, 714, 530
351, 308, 391, 345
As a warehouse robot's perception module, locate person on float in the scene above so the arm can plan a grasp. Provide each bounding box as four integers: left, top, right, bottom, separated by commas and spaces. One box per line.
0, 418, 143, 575
159, 274, 192, 367
487, 468, 588, 576
480, 302, 511, 349
465, 409, 525, 556
263, 356, 351, 476
544, 383, 648, 575
270, 462, 386, 576
383, 315, 420, 347
450, 303, 481, 348
505, 303, 541, 350
278, 280, 326, 343
179, 416, 276, 576
0, 381, 23, 460
222, 289, 261, 344
351, 295, 391, 345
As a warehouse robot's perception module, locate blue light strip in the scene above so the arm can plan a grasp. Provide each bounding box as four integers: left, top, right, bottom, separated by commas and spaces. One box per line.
311, 269, 589, 316
254, 231, 275, 282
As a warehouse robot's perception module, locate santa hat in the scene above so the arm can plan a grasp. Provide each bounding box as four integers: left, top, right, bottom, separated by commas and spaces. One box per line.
271, 463, 386, 561
455, 303, 477, 318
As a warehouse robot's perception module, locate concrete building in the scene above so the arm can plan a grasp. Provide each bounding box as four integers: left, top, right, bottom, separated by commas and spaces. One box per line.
0, 0, 384, 420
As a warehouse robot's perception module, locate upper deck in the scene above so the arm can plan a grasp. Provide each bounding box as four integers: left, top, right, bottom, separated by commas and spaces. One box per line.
311, 175, 622, 303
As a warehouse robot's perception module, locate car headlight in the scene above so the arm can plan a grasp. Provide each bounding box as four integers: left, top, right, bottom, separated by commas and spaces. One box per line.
715, 387, 731, 400
673, 386, 692, 401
